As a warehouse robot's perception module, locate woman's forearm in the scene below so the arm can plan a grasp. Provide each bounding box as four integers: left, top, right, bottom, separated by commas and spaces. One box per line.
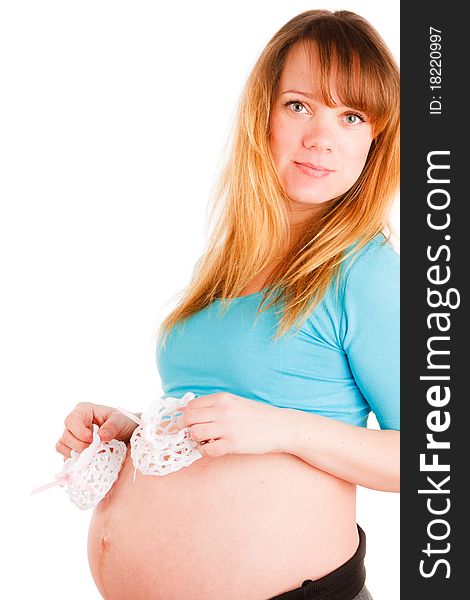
275, 408, 400, 492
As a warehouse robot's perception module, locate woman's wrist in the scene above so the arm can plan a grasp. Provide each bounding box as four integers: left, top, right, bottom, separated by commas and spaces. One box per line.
271, 406, 306, 455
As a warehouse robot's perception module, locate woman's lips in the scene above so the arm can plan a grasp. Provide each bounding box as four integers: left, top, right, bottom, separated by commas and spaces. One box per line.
294, 161, 334, 178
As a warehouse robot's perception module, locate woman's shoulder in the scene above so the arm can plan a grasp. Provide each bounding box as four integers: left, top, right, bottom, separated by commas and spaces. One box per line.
331, 233, 399, 326
341, 233, 400, 290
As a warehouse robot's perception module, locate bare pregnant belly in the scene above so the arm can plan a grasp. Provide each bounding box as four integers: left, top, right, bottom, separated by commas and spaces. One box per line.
88, 447, 358, 600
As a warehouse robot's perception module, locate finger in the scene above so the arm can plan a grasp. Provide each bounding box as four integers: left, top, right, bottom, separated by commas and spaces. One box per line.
178, 407, 216, 429
60, 428, 91, 454
64, 410, 93, 444
188, 423, 220, 443
185, 395, 217, 409
99, 412, 134, 442
197, 438, 228, 458
55, 439, 72, 459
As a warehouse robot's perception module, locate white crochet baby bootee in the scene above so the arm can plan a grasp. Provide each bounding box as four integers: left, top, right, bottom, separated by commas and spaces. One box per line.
31, 424, 127, 510
123, 391, 203, 476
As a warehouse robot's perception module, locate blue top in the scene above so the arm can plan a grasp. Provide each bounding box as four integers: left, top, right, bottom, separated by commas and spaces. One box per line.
156, 234, 400, 430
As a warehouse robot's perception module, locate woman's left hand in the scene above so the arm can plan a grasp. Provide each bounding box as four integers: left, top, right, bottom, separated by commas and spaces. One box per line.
174, 392, 292, 458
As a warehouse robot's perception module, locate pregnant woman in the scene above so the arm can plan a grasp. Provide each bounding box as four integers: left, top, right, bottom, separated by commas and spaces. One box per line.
56, 10, 400, 600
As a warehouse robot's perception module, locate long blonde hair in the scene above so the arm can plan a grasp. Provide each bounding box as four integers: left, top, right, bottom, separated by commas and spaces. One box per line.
159, 9, 399, 347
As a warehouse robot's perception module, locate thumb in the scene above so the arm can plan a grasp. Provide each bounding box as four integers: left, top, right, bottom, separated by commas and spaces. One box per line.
99, 412, 131, 442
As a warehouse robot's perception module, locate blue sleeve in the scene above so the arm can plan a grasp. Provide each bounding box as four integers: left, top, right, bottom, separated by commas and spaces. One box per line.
340, 241, 400, 430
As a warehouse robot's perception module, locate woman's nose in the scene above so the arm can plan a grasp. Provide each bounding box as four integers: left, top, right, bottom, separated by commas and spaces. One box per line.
302, 117, 335, 153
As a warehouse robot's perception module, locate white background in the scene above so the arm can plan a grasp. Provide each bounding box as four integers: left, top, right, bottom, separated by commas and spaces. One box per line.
1, 1, 399, 598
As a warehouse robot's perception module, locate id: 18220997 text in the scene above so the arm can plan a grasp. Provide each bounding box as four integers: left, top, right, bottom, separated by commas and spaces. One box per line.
429, 26, 443, 115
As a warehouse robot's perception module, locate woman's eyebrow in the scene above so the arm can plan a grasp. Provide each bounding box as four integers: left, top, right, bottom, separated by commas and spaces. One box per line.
281, 89, 315, 99
281, 89, 346, 108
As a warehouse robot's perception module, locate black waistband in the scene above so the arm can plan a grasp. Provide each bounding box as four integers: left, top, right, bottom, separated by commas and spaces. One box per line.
268, 525, 366, 600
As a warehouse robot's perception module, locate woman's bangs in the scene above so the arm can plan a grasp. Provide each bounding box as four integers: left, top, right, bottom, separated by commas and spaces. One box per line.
304, 37, 395, 133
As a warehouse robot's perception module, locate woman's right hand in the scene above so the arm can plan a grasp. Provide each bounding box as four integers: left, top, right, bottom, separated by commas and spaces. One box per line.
55, 402, 139, 459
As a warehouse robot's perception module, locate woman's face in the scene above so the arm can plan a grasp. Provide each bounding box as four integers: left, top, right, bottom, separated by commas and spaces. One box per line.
269, 42, 374, 219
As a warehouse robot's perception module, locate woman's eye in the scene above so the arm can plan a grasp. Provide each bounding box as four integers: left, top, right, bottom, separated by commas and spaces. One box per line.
284, 100, 308, 113
344, 113, 366, 125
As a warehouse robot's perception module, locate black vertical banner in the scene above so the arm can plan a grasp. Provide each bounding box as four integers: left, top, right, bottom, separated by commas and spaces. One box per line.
401, 2, 467, 597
